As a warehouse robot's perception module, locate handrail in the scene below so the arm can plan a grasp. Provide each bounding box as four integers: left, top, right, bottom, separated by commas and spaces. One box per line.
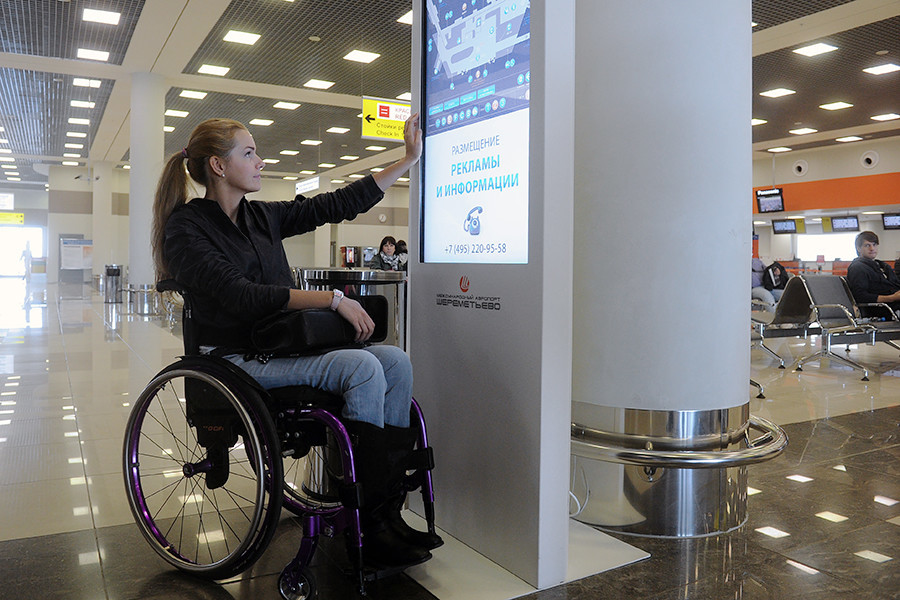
570, 415, 788, 468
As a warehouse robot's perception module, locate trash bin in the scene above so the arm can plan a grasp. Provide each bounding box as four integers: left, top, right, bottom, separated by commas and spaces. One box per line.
103, 264, 122, 303
132, 283, 159, 315
299, 268, 407, 350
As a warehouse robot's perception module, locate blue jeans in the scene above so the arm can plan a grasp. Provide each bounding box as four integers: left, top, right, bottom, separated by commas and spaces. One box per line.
224, 345, 412, 427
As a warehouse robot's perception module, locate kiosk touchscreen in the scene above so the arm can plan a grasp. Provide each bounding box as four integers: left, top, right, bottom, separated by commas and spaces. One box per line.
420, 0, 531, 264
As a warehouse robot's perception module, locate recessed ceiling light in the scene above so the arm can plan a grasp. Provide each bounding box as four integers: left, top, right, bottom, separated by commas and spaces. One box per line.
299, 170, 316, 175
819, 101, 853, 110
262, 159, 280, 164
249, 119, 274, 126
785, 560, 819, 575
224, 30, 261, 45
836, 136, 863, 142
165, 109, 189, 118
793, 42, 838, 57
862, 63, 900, 75
759, 88, 795, 98
304, 79, 335, 90
5, 171, 19, 175
854, 550, 892, 563
280, 150, 299, 155
396, 92, 412, 101
198, 64, 230, 76
331, 179, 345, 184
365, 145, 386, 151
789, 127, 817, 135
308, 36, 321, 42
755, 526, 790, 538
344, 50, 381, 63
318, 163, 336, 168
6, 177, 20, 181
871, 113, 900, 121
398, 177, 410, 182
82, 8, 120, 25
861, 211, 884, 215
370, 167, 384, 172
349, 174, 364, 179
163, 126, 174, 132
66, 132, 87, 138
70, 100, 95, 109
283, 176, 298, 181
301, 139, 322, 146
76, 48, 109, 62
0, 157, 15, 163
398, 11, 413, 24
63, 153, 81, 158
179, 90, 207, 99
874, 495, 898, 506
339, 155, 359, 160
327, 127, 350, 134
0, 163, 15, 168
122, 165, 130, 169
751, 118, 767, 126
67, 118, 90, 125
751, 21, 758, 27
767, 147, 792, 153
274, 101, 300, 110
62, 161, 80, 166
73, 78, 101, 88
0, 149, 10, 154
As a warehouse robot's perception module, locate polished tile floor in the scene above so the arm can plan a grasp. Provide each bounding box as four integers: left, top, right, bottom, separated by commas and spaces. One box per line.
0, 278, 897, 599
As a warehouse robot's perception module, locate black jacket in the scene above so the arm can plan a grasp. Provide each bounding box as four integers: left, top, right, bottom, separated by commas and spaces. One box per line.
846, 256, 900, 309
164, 175, 384, 348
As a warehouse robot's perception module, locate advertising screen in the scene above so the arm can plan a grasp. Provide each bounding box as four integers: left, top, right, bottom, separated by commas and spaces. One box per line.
755, 188, 784, 213
420, 0, 531, 263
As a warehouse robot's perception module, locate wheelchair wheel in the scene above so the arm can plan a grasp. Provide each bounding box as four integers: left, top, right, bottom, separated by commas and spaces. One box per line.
123, 361, 283, 579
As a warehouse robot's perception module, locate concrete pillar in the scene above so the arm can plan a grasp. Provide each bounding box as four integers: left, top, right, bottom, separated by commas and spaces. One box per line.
570, 1, 752, 536
128, 72, 165, 287
91, 161, 114, 273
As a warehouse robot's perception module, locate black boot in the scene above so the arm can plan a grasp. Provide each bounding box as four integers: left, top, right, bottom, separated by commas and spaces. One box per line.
384, 425, 444, 551
343, 421, 432, 569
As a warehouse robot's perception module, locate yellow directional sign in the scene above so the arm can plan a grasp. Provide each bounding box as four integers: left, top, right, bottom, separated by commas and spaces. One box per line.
361, 96, 411, 142
0, 212, 24, 225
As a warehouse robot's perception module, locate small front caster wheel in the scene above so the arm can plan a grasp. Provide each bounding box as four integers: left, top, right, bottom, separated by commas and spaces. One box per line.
279, 566, 317, 600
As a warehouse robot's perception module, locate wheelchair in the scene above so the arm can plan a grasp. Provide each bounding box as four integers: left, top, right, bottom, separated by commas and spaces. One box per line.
122, 280, 437, 599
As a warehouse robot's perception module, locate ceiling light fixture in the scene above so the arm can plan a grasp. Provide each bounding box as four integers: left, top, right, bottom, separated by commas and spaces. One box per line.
318, 163, 336, 168
262, 159, 280, 164
82, 8, 120, 25
280, 150, 299, 155
396, 92, 412, 101
249, 119, 274, 126
835, 136, 862, 142
339, 155, 359, 160
68, 118, 90, 125
179, 90, 207, 99
819, 101, 853, 110
365, 145, 386, 151
76, 48, 110, 62
70, 100, 95, 109
163, 126, 174, 132
767, 147, 792, 153
198, 64, 230, 76
862, 63, 900, 75
789, 127, 817, 135
66, 132, 87, 138
73, 78, 101, 88
299, 170, 315, 175
304, 79, 335, 90
224, 30, 261, 45
792, 42, 838, 57
165, 110, 189, 118
327, 127, 350, 134
751, 118, 767, 126
398, 11, 413, 24
759, 88, 795, 98
871, 113, 900, 121
274, 101, 301, 110
344, 50, 380, 63
301, 140, 322, 146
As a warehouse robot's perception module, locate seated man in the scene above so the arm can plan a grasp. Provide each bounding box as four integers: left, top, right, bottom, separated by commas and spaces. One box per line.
751, 257, 781, 312
846, 231, 900, 314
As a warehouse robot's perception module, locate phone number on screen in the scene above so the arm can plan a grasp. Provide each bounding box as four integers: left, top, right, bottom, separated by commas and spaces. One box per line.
444, 243, 509, 255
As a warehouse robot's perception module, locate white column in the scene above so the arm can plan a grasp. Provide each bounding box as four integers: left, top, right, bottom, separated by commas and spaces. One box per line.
91, 161, 114, 273
128, 72, 166, 286
572, 1, 751, 415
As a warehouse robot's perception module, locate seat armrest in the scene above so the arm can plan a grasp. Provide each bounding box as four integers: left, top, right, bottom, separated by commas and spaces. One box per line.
858, 302, 898, 321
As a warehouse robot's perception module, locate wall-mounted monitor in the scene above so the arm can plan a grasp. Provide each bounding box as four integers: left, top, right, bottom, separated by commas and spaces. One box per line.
772, 219, 797, 234
756, 188, 784, 213
830, 215, 859, 232
420, 0, 531, 264
883, 213, 900, 230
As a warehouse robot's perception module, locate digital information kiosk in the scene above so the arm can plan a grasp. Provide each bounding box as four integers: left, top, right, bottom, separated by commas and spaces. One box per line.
408, 1, 645, 592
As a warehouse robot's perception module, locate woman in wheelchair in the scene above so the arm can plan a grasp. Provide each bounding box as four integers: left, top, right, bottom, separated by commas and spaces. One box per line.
149, 114, 440, 570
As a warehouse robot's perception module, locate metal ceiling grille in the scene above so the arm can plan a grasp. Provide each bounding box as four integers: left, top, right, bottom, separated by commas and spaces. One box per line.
752, 16, 900, 144
0, 0, 144, 63
185, 0, 413, 99
751, 0, 855, 31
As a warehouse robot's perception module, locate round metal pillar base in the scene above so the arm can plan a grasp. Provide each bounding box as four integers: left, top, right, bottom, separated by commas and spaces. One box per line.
570, 403, 783, 538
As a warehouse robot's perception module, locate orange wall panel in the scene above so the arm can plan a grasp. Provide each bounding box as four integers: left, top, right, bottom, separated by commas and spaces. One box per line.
753, 172, 900, 214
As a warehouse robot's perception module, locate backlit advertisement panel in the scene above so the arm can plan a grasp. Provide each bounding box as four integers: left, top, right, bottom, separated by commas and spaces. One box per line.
421, 0, 530, 264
